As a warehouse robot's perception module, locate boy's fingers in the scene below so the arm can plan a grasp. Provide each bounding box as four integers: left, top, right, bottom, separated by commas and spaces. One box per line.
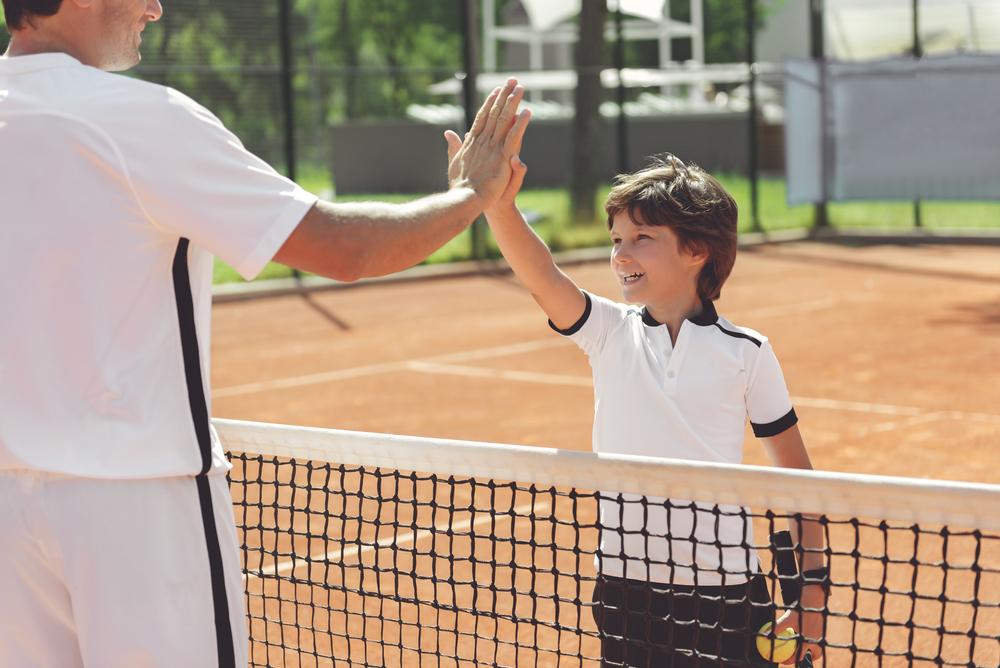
504, 156, 527, 197
503, 108, 532, 156
443, 130, 463, 162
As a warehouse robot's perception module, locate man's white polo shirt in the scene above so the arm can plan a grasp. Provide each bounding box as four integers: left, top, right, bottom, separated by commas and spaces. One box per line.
0, 54, 318, 478
551, 291, 798, 586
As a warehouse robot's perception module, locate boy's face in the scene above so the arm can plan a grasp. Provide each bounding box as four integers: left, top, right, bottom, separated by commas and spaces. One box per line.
609, 211, 705, 305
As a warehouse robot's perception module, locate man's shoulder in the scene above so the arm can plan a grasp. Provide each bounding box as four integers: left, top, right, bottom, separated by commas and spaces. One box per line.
67, 71, 216, 126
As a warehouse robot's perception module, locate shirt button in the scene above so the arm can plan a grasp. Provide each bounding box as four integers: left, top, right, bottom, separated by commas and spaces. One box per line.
666, 370, 676, 379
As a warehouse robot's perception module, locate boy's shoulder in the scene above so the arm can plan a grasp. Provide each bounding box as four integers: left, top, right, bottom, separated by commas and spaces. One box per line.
711, 313, 770, 349
586, 291, 644, 320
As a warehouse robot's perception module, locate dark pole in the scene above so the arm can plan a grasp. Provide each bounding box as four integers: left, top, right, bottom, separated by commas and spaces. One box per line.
278, 0, 296, 183
746, 0, 761, 232
614, 6, 629, 173
810, 0, 829, 228
459, 0, 486, 259
278, 0, 301, 280
912, 0, 923, 228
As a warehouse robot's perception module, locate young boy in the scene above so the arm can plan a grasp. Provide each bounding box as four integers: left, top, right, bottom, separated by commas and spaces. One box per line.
445, 132, 827, 666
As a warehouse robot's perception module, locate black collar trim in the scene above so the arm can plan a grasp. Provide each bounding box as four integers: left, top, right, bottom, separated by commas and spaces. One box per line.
641, 300, 719, 327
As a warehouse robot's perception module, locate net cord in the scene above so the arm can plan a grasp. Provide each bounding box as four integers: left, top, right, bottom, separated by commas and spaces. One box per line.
214, 418, 1000, 531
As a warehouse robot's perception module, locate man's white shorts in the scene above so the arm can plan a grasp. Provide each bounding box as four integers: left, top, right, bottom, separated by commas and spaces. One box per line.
0, 471, 247, 667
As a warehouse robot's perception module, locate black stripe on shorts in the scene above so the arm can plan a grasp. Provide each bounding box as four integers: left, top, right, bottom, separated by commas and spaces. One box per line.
173, 238, 236, 668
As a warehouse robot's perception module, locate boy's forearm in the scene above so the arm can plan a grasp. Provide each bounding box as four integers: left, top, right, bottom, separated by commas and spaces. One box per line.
484, 204, 564, 292
790, 513, 827, 572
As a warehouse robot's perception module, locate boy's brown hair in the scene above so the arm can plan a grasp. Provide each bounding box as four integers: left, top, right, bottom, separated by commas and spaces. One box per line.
605, 154, 738, 302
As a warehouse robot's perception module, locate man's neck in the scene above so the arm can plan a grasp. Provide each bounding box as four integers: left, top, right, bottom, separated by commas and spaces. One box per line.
5, 30, 84, 63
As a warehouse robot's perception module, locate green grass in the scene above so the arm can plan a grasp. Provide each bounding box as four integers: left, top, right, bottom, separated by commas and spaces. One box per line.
213, 174, 1000, 284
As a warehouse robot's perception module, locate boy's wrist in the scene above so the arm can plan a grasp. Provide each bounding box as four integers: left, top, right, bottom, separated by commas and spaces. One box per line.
483, 201, 520, 220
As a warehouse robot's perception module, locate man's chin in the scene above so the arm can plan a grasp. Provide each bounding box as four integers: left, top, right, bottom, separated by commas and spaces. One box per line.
104, 50, 142, 72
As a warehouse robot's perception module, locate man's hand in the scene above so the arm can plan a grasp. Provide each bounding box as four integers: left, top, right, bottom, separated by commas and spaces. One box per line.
443, 79, 530, 211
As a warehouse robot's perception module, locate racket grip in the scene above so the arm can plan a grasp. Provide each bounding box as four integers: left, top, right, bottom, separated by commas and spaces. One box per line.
770, 530, 802, 606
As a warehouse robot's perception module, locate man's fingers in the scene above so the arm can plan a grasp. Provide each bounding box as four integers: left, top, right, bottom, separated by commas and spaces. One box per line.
480, 78, 517, 143
503, 108, 532, 156
469, 86, 501, 138
443, 130, 463, 163
490, 84, 525, 144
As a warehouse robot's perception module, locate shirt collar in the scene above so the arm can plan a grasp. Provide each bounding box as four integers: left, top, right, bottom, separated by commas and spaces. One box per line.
0, 52, 83, 74
641, 300, 719, 327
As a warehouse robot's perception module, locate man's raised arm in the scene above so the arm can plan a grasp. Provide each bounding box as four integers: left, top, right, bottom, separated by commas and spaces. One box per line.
274, 79, 530, 282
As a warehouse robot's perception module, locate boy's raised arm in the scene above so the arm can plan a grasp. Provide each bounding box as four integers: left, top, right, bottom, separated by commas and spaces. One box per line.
445, 109, 586, 330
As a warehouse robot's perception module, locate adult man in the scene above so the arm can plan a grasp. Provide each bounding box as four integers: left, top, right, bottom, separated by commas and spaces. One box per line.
0, 1, 530, 666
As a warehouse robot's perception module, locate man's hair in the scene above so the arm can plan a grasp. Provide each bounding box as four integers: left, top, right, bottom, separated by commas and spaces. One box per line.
605, 154, 738, 302
2, 0, 62, 30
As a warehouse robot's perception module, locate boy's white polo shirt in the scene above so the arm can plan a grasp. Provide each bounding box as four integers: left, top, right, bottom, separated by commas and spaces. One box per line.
0, 54, 318, 478
551, 291, 798, 586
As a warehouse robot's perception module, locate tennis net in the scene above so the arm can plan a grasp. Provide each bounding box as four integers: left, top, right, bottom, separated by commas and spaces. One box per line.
216, 418, 1000, 667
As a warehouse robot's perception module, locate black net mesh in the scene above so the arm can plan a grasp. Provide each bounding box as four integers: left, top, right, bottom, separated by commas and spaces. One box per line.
229, 451, 1000, 668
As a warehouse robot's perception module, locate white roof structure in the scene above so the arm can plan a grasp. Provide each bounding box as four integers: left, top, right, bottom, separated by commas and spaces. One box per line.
827, 0, 1000, 60
519, 0, 672, 31
481, 0, 704, 75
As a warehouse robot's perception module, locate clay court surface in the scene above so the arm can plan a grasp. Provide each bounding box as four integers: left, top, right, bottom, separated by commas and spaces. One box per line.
212, 239, 1000, 484
211, 239, 1000, 667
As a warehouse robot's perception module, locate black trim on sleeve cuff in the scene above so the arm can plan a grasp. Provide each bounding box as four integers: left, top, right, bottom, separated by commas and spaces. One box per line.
751, 407, 798, 438
548, 291, 592, 336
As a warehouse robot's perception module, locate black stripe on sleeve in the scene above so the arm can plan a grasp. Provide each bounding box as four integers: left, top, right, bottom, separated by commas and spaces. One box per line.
548, 291, 592, 336
173, 238, 236, 668
714, 323, 762, 347
752, 408, 799, 438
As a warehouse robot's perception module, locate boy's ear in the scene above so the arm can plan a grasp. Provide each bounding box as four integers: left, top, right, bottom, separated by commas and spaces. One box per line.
687, 242, 710, 268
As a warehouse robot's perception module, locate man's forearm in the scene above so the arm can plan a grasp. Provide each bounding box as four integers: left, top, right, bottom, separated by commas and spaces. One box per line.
277, 188, 482, 281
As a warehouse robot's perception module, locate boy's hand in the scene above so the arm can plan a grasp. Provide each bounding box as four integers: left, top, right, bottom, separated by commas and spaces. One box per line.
443, 81, 530, 211
773, 591, 825, 664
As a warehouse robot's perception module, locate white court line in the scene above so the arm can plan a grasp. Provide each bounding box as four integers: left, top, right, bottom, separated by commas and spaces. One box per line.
245, 501, 546, 581
214, 297, 836, 399
406, 362, 1000, 425
215, 337, 571, 398
855, 412, 948, 438
408, 361, 592, 387
730, 296, 835, 319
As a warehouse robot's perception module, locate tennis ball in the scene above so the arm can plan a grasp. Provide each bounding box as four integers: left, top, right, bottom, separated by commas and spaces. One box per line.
756, 622, 799, 664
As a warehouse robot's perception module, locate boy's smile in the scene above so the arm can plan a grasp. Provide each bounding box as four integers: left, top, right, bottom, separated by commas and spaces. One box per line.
609, 211, 704, 310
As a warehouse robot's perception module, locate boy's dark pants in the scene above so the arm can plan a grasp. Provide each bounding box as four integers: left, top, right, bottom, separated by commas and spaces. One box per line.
592, 574, 776, 668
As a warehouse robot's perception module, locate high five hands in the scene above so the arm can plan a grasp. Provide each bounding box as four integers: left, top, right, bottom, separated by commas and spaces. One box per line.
444, 79, 531, 212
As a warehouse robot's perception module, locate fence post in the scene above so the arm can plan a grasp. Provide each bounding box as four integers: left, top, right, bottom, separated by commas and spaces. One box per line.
460, 0, 487, 260
614, 5, 629, 174
912, 0, 923, 228
746, 0, 761, 233
810, 0, 829, 229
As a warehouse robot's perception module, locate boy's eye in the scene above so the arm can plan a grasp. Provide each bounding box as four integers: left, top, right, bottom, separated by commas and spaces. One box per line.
637, 234, 651, 241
